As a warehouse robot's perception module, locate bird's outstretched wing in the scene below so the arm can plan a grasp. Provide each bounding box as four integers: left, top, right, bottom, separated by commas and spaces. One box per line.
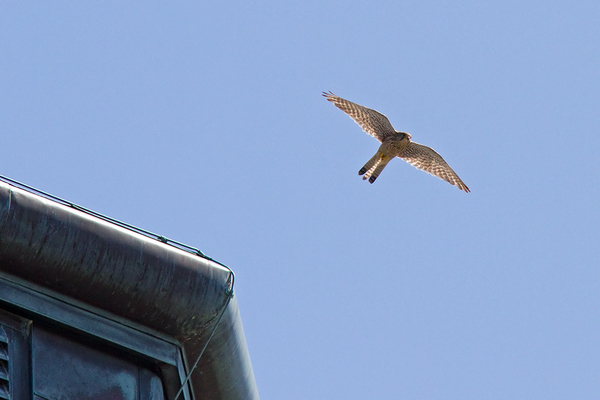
323, 91, 396, 142
399, 142, 470, 192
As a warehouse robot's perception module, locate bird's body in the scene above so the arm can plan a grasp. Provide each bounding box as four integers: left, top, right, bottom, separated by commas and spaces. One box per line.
323, 91, 470, 192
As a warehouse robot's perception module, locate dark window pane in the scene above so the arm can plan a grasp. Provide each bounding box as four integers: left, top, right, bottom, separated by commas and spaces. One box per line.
33, 326, 164, 400
139, 368, 166, 400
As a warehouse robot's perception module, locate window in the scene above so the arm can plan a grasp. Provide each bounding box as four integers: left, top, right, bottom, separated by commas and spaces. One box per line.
0, 309, 166, 400
32, 325, 165, 400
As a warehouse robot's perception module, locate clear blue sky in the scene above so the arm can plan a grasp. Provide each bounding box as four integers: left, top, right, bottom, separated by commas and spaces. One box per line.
2, 2, 600, 399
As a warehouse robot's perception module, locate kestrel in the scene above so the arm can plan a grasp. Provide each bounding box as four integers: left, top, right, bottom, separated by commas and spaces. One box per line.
323, 91, 470, 192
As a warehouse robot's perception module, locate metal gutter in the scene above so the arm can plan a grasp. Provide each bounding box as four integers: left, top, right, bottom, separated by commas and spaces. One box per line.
0, 178, 259, 400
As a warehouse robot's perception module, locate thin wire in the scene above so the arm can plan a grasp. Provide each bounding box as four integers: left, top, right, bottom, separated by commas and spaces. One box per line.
174, 283, 234, 400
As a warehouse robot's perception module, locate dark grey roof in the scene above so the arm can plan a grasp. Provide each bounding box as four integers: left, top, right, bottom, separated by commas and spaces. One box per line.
0, 179, 259, 400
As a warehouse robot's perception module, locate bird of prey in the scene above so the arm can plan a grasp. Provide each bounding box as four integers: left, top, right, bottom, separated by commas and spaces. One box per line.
323, 91, 470, 192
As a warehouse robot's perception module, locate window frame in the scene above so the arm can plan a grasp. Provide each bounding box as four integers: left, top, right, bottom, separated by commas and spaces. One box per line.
0, 272, 192, 400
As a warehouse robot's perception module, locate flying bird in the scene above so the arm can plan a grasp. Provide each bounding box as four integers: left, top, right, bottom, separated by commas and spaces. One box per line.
323, 91, 470, 192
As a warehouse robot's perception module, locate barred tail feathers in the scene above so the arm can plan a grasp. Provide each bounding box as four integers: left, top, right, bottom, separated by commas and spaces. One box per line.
359, 152, 390, 184
368, 160, 390, 183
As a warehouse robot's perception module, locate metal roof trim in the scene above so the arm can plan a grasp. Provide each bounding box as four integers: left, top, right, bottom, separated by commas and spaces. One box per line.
0, 180, 258, 400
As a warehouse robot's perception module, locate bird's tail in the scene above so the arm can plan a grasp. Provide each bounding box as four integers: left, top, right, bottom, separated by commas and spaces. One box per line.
359, 152, 391, 184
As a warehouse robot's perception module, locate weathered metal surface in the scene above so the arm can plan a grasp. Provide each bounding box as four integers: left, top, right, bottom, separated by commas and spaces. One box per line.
0, 181, 259, 400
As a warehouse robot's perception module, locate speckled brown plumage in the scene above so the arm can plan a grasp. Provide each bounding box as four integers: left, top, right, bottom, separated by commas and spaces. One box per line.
323, 91, 470, 192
